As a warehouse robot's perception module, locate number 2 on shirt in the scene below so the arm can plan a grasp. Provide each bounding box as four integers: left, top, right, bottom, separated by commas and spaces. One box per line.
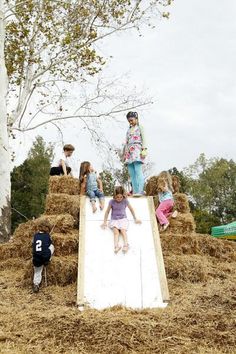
36, 240, 42, 252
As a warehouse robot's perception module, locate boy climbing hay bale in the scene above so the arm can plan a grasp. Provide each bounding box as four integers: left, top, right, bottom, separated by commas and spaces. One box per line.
24, 255, 78, 287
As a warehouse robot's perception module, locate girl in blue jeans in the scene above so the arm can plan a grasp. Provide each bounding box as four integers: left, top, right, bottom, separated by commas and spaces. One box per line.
79, 161, 105, 213
123, 112, 147, 196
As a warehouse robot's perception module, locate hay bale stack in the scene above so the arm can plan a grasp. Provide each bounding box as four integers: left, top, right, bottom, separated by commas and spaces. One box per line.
161, 232, 236, 262
45, 194, 80, 222
0, 240, 31, 261
49, 176, 80, 195
174, 193, 190, 213
145, 176, 159, 196
23, 255, 78, 286
0, 258, 23, 270
165, 253, 235, 283
0, 212, 77, 262
168, 213, 196, 234
13, 220, 37, 240
165, 254, 208, 282
52, 231, 78, 256
37, 214, 75, 233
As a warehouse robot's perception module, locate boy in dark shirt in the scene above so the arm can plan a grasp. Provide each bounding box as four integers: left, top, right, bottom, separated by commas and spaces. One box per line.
32, 219, 54, 293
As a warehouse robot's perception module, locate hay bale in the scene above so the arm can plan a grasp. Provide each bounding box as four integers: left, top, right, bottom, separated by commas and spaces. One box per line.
0, 214, 78, 262
13, 220, 37, 240
37, 214, 75, 233
0, 241, 30, 262
165, 254, 208, 282
174, 193, 190, 213
52, 231, 78, 256
172, 175, 180, 194
145, 176, 159, 196
0, 230, 78, 264
165, 254, 235, 283
45, 194, 80, 222
0, 258, 24, 270
161, 232, 236, 262
168, 213, 196, 234
0, 219, 35, 260
23, 255, 78, 286
49, 176, 80, 195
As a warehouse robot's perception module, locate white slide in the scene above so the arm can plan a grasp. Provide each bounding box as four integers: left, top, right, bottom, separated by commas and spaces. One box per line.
77, 196, 169, 310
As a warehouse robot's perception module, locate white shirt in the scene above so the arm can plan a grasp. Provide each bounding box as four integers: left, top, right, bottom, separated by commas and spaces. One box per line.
51, 152, 70, 167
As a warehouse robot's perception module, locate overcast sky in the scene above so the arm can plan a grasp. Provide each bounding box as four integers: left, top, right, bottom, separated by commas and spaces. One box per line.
13, 0, 236, 177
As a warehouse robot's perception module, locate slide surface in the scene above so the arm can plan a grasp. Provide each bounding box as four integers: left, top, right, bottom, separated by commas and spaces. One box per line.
77, 196, 169, 310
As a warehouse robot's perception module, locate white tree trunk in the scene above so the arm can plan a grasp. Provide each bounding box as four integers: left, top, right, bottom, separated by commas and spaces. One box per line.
0, 0, 11, 242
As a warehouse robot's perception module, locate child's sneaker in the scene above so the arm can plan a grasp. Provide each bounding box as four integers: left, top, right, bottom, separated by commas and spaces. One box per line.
162, 223, 170, 232
33, 284, 39, 293
172, 210, 178, 218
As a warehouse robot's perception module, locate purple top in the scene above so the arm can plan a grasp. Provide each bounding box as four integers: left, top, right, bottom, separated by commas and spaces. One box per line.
109, 199, 129, 220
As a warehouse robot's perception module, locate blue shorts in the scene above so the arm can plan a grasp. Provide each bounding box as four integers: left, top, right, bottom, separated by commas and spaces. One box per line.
87, 189, 104, 202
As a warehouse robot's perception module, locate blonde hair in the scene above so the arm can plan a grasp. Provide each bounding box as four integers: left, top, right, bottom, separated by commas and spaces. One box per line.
157, 177, 167, 193
158, 171, 173, 192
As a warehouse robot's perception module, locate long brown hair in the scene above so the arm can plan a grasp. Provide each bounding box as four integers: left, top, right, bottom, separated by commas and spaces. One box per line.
79, 161, 91, 182
113, 186, 127, 199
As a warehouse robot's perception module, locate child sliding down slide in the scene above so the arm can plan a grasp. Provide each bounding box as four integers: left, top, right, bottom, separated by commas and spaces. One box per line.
79, 161, 105, 213
101, 186, 141, 254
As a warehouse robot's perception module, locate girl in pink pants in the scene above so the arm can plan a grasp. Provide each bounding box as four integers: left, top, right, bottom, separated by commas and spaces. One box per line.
156, 176, 177, 232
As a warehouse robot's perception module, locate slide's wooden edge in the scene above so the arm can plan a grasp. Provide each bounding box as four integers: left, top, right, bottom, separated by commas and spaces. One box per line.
147, 197, 170, 303
77, 196, 86, 307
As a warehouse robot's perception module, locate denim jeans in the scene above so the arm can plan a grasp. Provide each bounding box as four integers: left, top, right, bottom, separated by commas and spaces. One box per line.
127, 162, 145, 194
87, 189, 104, 202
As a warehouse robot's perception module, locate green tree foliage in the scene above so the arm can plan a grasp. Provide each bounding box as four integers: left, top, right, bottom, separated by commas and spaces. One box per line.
192, 209, 221, 235
11, 136, 53, 231
99, 170, 115, 196
183, 154, 236, 233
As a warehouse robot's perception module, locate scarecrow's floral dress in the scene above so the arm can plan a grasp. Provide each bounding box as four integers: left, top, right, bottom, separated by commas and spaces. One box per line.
123, 125, 145, 165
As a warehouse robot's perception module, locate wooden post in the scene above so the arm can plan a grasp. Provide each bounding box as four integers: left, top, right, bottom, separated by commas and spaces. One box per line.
77, 196, 86, 308
147, 197, 169, 302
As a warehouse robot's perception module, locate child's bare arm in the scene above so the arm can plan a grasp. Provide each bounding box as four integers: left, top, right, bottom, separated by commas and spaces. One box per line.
60, 160, 68, 176
101, 204, 111, 228
128, 203, 142, 224
97, 176, 103, 192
